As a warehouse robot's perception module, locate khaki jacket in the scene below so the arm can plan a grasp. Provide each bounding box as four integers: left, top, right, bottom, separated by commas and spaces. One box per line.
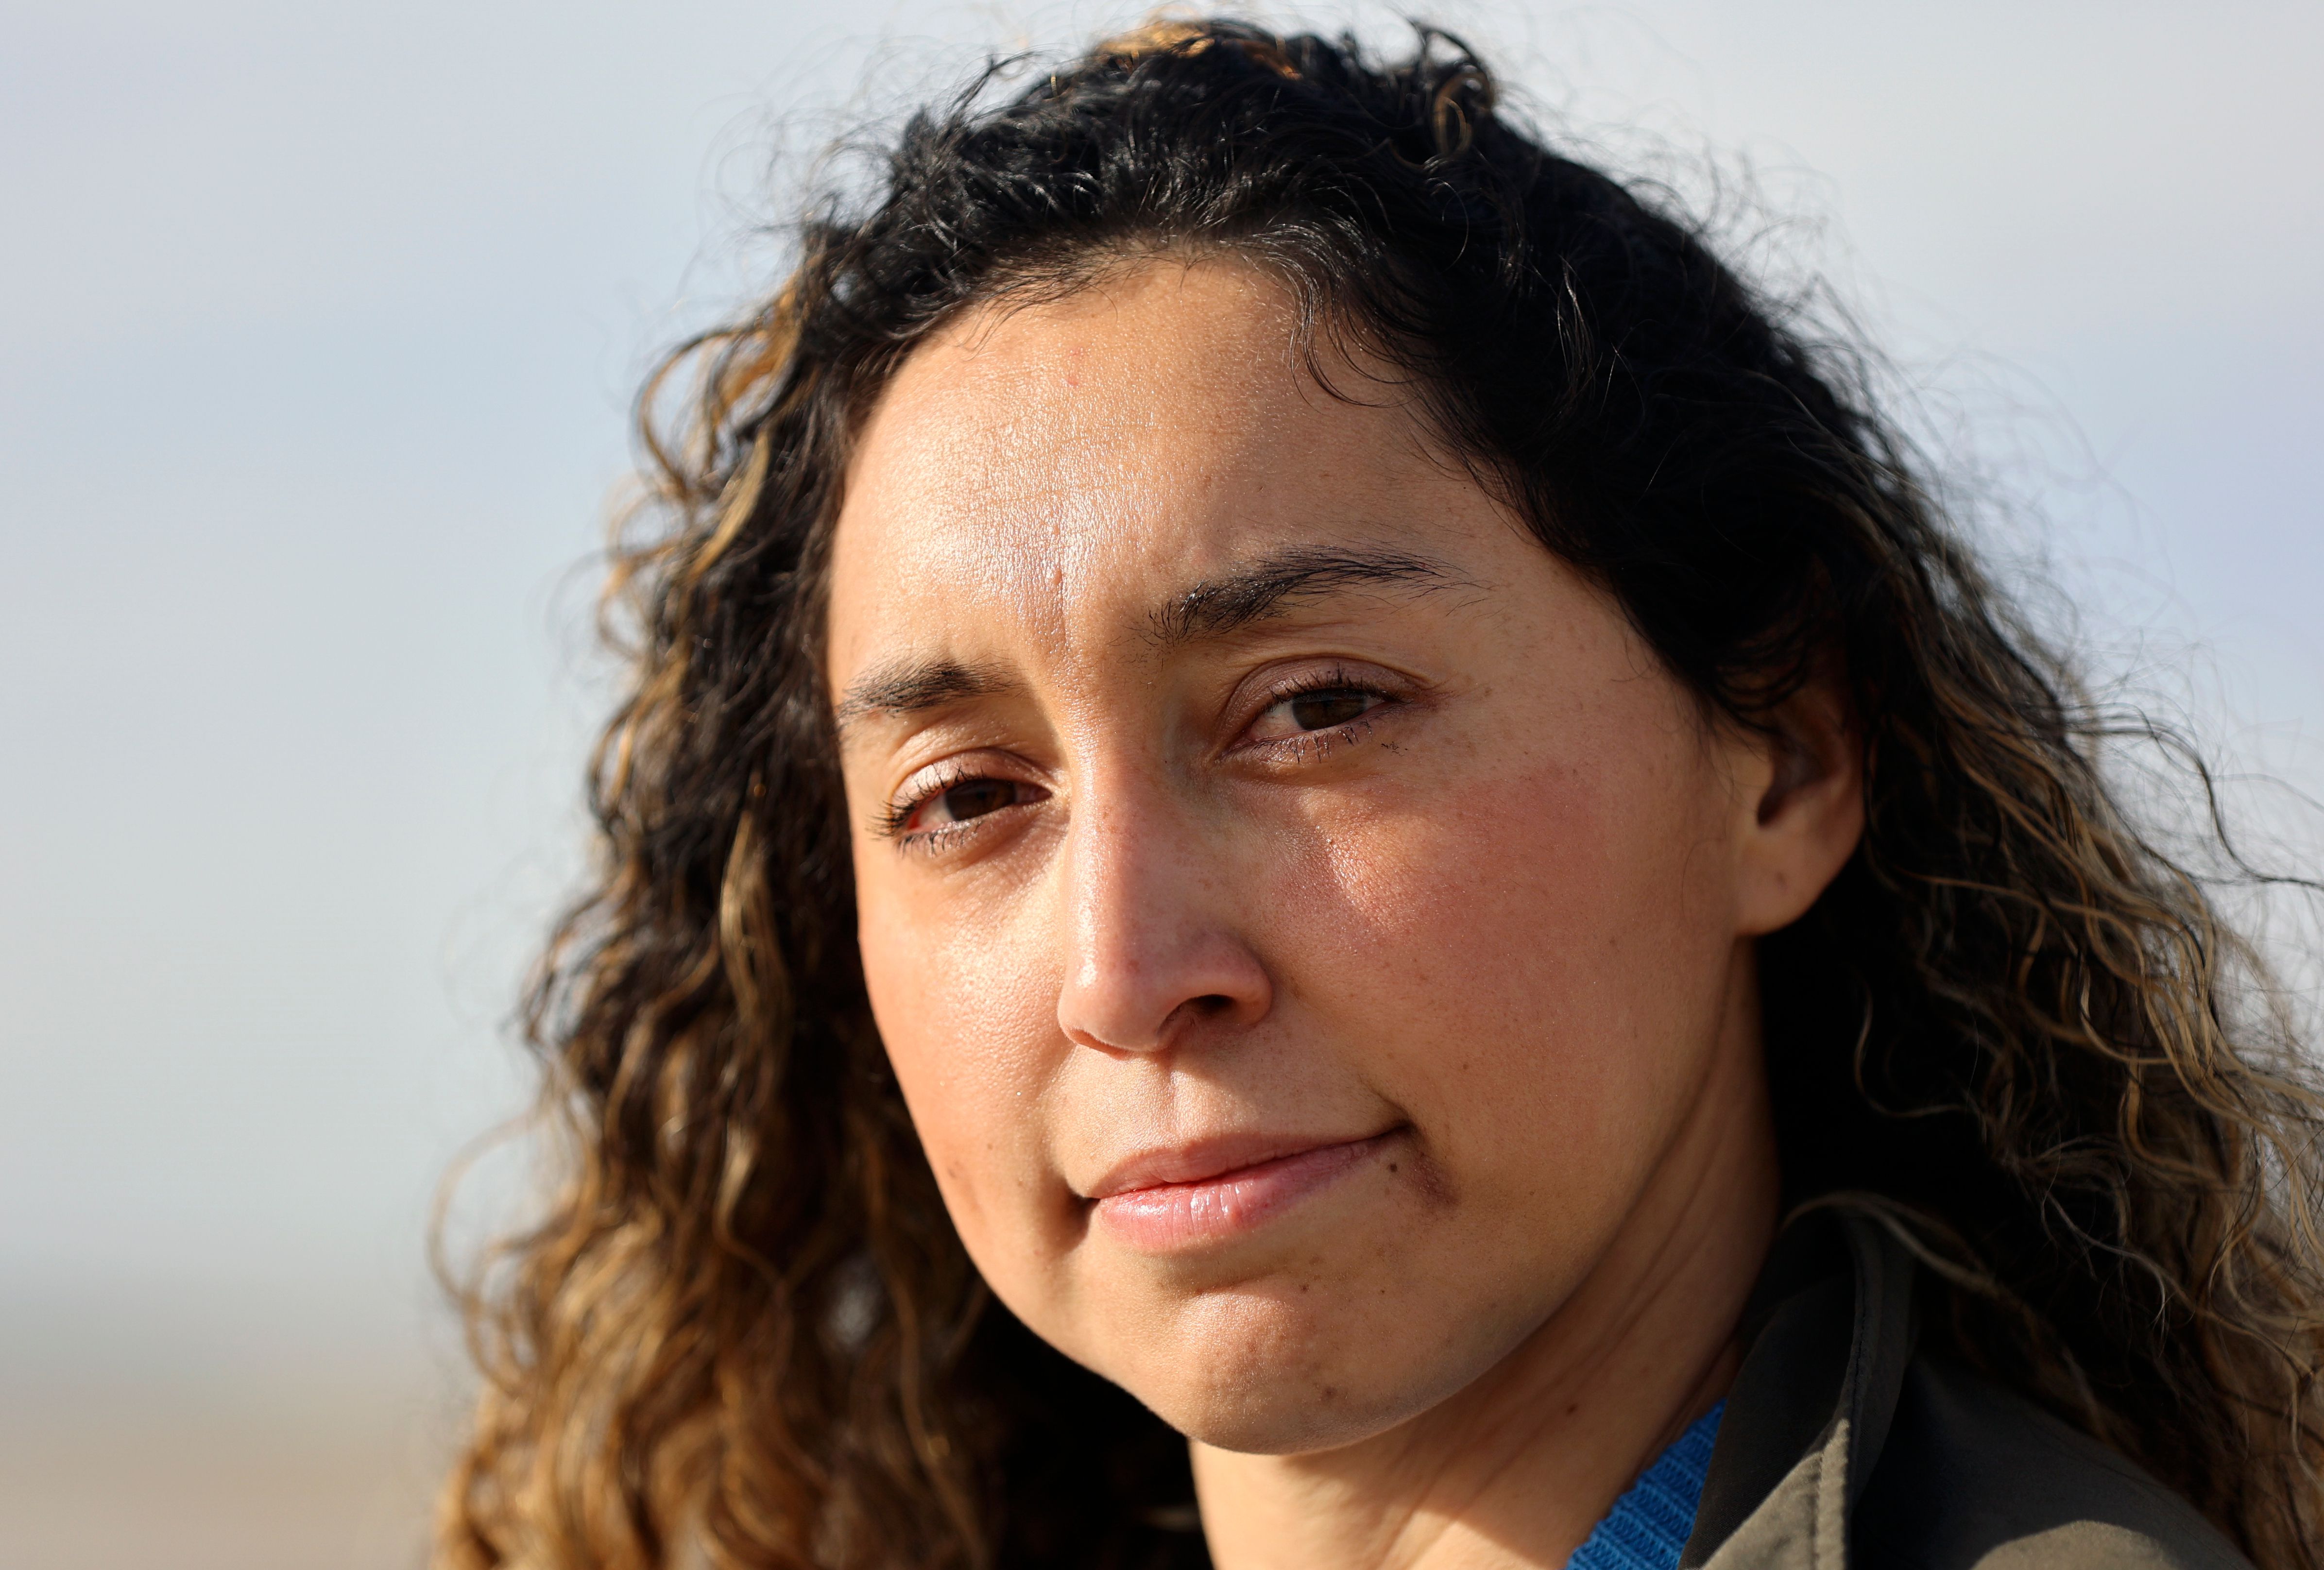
1687, 1213, 2250, 1570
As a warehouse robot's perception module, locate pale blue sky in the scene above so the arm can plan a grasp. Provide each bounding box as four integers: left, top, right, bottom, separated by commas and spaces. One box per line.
1, 0, 2318, 1557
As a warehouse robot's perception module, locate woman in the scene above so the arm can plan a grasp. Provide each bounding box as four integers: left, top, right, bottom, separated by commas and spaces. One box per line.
440, 20, 2324, 1570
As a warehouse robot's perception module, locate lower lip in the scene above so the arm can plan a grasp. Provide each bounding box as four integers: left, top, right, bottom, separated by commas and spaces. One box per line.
1092, 1134, 1394, 1252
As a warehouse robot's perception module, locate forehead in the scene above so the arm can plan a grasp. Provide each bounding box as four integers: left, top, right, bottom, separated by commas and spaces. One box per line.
827, 257, 1469, 677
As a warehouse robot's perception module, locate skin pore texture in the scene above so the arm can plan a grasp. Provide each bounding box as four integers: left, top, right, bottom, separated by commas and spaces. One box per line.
825, 258, 1863, 1570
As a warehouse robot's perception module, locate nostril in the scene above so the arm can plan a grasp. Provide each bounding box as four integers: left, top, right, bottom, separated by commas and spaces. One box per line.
1190, 993, 1235, 1015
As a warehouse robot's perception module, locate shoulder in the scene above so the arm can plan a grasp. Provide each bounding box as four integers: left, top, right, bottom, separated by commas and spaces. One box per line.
1853, 1355, 2250, 1570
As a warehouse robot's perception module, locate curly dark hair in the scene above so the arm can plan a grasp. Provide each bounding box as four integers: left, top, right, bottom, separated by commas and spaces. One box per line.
438, 18, 2324, 1570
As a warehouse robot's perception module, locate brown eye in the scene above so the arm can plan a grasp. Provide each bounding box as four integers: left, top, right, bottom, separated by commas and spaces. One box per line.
931, 778, 1020, 823
1288, 689, 1380, 731
887, 769, 1048, 844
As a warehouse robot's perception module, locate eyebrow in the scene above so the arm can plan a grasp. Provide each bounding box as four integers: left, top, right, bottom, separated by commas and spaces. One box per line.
833, 659, 1016, 730
833, 544, 1458, 734
1152, 545, 1455, 643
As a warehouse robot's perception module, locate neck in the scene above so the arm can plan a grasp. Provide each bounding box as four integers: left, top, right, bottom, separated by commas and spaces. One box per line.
1189, 964, 1778, 1570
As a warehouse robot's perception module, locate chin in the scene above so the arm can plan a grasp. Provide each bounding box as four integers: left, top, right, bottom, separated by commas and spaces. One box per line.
1170, 1394, 1409, 1457
1143, 1365, 1417, 1457
1095, 1283, 1479, 1457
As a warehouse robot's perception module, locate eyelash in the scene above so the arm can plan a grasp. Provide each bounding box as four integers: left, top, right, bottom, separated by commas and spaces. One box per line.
875, 665, 1408, 849
874, 757, 996, 847
1236, 663, 1402, 762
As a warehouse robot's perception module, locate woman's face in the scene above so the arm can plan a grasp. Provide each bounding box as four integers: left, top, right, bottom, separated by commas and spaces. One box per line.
827, 258, 1843, 1455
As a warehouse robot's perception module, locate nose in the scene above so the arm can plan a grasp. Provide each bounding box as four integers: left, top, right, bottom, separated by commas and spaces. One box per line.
1054, 777, 1273, 1055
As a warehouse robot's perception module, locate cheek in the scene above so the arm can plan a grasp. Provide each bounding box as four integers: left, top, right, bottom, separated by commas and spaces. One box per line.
854, 864, 1066, 1267
1289, 730, 1738, 1191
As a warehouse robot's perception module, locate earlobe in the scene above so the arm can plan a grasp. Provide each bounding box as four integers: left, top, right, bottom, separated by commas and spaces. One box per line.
1735, 680, 1865, 936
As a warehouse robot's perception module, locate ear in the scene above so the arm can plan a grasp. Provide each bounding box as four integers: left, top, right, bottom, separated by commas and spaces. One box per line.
1730, 672, 1864, 938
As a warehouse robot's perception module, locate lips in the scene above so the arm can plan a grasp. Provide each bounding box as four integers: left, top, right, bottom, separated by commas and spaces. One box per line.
1084, 1130, 1398, 1252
